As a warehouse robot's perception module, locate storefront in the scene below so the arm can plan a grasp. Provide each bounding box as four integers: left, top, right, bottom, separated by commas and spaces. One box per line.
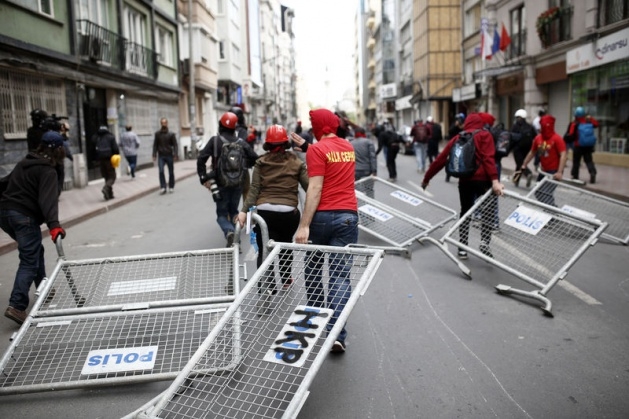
566, 27, 629, 165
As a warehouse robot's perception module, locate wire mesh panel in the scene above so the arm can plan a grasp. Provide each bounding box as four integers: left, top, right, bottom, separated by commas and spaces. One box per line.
34, 248, 239, 317
129, 242, 384, 419
527, 177, 629, 245
0, 304, 234, 395
355, 177, 458, 229
434, 189, 607, 316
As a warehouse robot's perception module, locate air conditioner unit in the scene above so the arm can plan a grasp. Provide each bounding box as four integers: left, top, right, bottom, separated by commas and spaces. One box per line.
181, 59, 190, 75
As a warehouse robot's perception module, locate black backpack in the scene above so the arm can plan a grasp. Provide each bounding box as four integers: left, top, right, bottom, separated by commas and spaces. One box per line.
95, 133, 113, 159
216, 136, 247, 188
446, 130, 480, 178
490, 124, 511, 158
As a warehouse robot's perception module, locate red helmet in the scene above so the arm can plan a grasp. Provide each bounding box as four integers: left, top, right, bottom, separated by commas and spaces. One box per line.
265, 125, 289, 144
219, 112, 238, 129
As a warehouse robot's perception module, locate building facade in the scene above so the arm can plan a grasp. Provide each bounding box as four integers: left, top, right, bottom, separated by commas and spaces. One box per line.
0, 0, 180, 185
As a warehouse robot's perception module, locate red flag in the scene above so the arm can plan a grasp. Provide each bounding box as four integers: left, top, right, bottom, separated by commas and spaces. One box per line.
500, 23, 511, 51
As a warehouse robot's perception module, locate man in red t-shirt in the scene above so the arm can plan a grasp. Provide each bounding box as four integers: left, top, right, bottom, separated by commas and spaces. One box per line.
521, 114, 566, 206
295, 108, 357, 354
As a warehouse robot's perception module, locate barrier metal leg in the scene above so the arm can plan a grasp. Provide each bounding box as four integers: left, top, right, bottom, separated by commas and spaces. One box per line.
419, 237, 471, 278
495, 284, 553, 317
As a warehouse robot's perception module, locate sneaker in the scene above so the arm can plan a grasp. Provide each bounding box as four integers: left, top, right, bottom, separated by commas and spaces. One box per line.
590, 174, 596, 184
126, 166, 131, 175
331, 340, 346, 354
479, 242, 493, 258
168, 188, 174, 193
4, 306, 27, 325
102, 186, 109, 200
526, 173, 533, 188
159, 188, 167, 195
226, 231, 235, 247
457, 250, 468, 260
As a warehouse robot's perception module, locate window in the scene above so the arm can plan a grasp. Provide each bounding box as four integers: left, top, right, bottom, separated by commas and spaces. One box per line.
217, 0, 224, 14
464, 5, 481, 38
20, 0, 54, 17
123, 5, 146, 46
219, 41, 226, 60
599, 0, 629, 26
155, 26, 173, 67
509, 5, 526, 58
76, 0, 109, 26
232, 43, 240, 64
0, 69, 66, 138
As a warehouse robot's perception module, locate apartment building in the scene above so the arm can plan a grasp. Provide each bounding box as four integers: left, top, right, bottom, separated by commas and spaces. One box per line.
472, 0, 628, 167
0, 0, 180, 185
176, 0, 219, 155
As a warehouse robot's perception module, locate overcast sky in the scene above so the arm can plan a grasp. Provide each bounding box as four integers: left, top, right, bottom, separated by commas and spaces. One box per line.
281, 0, 358, 109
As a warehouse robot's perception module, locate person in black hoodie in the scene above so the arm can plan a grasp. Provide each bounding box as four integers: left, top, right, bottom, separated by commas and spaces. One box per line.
0, 131, 66, 325
92, 125, 119, 200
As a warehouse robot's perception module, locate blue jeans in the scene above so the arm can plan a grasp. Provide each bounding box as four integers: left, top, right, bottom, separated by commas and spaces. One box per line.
216, 186, 242, 237
158, 155, 175, 189
0, 209, 46, 311
305, 211, 358, 344
414, 142, 428, 171
125, 155, 137, 177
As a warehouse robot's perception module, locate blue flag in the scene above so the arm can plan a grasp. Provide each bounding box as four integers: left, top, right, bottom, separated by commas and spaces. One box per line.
492, 27, 501, 55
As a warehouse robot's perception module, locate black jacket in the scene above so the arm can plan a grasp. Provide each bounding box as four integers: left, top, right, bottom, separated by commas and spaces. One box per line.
197, 130, 258, 181
152, 128, 178, 158
92, 127, 119, 159
0, 153, 60, 229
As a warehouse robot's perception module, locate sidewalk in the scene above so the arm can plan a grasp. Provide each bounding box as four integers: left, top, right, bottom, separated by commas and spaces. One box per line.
500, 156, 629, 203
0, 159, 199, 256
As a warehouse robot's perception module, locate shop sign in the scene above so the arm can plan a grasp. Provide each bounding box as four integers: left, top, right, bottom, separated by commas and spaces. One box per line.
395, 95, 412, 110
567, 27, 629, 74
460, 83, 479, 101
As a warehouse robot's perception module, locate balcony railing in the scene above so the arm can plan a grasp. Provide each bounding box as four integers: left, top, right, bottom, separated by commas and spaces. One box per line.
538, 6, 572, 48
77, 20, 157, 79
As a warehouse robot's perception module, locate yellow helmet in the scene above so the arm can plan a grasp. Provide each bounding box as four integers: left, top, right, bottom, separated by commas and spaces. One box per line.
110, 154, 121, 168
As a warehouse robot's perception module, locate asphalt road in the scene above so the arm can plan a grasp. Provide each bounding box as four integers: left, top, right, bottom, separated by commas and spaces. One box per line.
0, 151, 628, 418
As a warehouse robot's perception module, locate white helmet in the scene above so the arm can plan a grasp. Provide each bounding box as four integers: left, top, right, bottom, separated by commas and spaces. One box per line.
426, 116, 433, 122
514, 109, 527, 119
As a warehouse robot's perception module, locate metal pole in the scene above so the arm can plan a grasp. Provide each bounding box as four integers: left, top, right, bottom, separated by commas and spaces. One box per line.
188, 0, 196, 157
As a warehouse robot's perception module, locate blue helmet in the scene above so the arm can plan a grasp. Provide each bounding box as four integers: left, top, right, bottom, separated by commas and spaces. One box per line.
575, 106, 585, 117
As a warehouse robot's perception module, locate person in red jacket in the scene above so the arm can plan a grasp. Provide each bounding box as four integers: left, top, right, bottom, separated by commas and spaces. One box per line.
565, 106, 599, 184
421, 113, 504, 259
520, 114, 567, 207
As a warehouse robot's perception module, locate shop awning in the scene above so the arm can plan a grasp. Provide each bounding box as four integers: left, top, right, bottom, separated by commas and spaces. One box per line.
473, 65, 523, 78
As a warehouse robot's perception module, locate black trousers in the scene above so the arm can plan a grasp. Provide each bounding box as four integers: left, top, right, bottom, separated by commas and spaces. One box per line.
458, 180, 493, 246
386, 145, 399, 179
255, 208, 301, 285
571, 146, 596, 179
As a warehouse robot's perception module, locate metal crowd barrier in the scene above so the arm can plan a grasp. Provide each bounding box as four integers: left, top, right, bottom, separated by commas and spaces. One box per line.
0, 235, 246, 395
527, 177, 629, 245
355, 177, 458, 256
125, 242, 384, 419
422, 189, 607, 316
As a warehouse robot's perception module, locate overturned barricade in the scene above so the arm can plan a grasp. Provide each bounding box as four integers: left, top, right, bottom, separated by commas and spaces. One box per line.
355, 177, 457, 257
527, 177, 629, 245
125, 242, 384, 419
0, 241, 244, 395
422, 189, 607, 316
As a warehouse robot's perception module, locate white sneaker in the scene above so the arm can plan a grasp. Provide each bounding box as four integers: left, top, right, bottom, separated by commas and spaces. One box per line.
159, 188, 166, 195
331, 340, 346, 354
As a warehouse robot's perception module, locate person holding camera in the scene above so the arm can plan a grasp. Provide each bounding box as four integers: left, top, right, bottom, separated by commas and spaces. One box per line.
236, 125, 308, 293
197, 112, 258, 247
1, 131, 67, 325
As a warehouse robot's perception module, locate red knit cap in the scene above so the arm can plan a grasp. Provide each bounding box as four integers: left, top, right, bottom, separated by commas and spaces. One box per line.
478, 112, 496, 127
309, 108, 339, 140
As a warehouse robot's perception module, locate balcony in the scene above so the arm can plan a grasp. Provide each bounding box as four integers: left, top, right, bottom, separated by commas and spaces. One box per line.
77, 20, 124, 68
536, 6, 572, 49
77, 20, 157, 79
366, 37, 376, 49
367, 59, 376, 69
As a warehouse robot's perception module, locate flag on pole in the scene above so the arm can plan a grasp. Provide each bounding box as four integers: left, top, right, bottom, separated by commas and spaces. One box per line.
500, 22, 512, 51
480, 18, 493, 60
492, 25, 501, 55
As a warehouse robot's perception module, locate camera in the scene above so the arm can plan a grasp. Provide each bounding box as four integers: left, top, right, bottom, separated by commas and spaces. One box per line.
203, 170, 222, 202
40, 114, 67, 132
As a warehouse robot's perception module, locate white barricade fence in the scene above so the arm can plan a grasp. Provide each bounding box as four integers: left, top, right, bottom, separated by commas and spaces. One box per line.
0, 238, 246, 395
527, 177, 629, 245
422, 189, 607, 316
125, 242, 384, 419
355, 177, 458, 255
